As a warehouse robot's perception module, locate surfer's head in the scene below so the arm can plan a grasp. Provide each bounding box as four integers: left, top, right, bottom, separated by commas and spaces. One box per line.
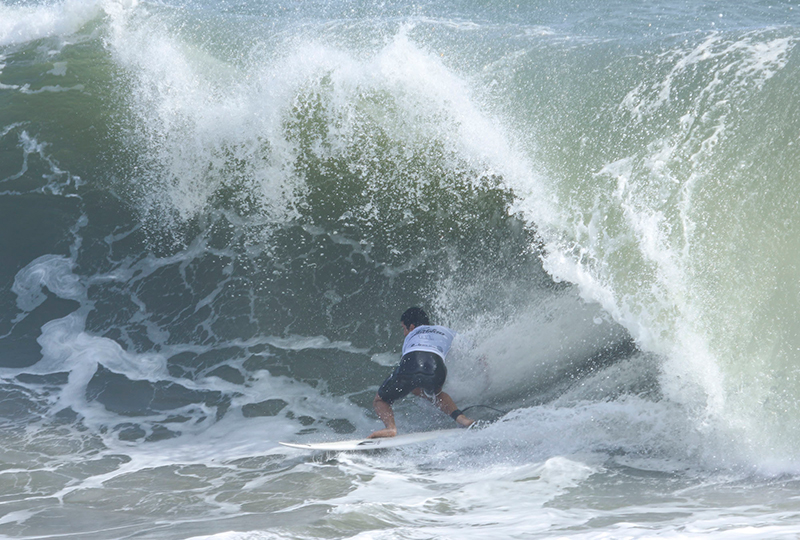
401, 307, 430, 329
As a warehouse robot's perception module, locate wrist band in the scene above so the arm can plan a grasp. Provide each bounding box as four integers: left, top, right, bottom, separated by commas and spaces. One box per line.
450, 409, 463, 420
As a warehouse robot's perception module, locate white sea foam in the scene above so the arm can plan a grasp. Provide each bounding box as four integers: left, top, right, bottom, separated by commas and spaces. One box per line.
321, 456, 599, 537
0, 0, 105, 47
12, 254, 83, 312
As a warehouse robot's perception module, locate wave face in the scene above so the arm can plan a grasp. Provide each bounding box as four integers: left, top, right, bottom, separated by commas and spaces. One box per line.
1, 0, 799, 538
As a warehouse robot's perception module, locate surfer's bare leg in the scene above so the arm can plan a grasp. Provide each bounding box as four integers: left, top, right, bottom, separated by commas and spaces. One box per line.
369, 393, 398, 438
413, 389, 474, 427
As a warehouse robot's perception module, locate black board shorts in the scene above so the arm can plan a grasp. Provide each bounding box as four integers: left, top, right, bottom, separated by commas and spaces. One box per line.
378, 351, 447, 404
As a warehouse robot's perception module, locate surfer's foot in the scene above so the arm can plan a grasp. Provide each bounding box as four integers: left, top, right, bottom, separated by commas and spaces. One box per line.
368, 428, 397, 439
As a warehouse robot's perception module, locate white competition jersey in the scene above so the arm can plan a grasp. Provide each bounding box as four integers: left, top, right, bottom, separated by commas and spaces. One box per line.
402, 325, 456, 360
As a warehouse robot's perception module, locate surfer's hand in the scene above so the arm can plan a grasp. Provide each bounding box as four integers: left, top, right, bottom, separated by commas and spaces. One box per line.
455, 414, 474, 428
368, 428, 397, 439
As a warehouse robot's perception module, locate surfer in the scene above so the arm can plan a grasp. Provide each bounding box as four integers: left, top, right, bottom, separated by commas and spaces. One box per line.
368, 307, 474, 438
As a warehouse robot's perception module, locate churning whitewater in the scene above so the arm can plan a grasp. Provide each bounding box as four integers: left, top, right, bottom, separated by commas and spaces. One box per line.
2, 0, 800, 538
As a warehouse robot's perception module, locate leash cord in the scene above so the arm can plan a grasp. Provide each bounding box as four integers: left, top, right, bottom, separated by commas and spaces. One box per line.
461, 404, 509, 416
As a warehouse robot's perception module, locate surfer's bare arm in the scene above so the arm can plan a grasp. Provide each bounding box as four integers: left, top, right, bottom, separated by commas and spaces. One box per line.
369, 393, 398, 438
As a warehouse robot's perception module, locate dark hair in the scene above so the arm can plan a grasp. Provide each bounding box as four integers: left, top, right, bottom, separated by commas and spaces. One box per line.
400, 307, 430, 327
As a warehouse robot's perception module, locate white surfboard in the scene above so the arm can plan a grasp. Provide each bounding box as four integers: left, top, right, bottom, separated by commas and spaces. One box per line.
279, 428, 462, 451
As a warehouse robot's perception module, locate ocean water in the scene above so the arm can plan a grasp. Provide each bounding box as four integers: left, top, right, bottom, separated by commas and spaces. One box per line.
1, 0, 800, 538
